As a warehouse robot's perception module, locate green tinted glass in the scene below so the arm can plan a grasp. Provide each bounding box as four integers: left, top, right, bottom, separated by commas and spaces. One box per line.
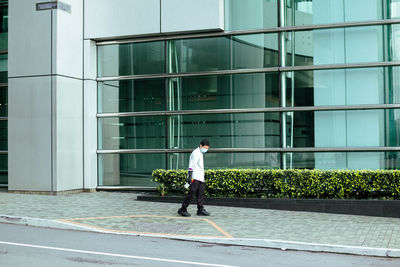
285, 67, 400, 107
286, 151, 400, 170
283, 109, 400, 149
0, 154, 7, 184
98, 41, 165, 77
0, 1, 7, 51
168, 113, 280, 149
168, 152, 280, 170
168, 73, 279, 111
168, 34, 278, 73
285, 25, 394, 67
98, 153, 164, 186
98, 79, 165, 113
285, 0, 398, 27
98, 116, 166, 150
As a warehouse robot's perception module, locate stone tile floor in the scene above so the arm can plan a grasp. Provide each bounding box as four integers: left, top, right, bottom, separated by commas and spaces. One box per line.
1, 191, 400, 249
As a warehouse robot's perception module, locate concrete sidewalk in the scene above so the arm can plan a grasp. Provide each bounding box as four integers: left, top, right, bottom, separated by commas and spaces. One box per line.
1, 190, 400, 257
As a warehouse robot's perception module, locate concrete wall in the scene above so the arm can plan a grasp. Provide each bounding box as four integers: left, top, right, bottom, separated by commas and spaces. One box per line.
9, 0, 85, 192
85, 0, 224, 39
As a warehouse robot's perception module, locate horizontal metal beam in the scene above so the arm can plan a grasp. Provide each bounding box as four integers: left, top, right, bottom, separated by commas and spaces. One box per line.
97, 147, 400, 154
97, 104, 400, 118
97, 186, 156, 191
96, 19, 400, 45
0, 117, 8, 121
97, 62, 400, 82
0, 151, 8, 154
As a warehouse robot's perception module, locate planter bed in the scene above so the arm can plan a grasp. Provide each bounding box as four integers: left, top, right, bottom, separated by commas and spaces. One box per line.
137, 195, 400, 218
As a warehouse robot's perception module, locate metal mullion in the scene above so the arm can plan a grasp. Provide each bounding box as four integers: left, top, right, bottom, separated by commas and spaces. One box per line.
97, 147, 400, 154
96, 61, 400, 82
280, 61, 400, 72
96, 19, 400, 46
96, 104, 400, 118
96, 67, 279, 81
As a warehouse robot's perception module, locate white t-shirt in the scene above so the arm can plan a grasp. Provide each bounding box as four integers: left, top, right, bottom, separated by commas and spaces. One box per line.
188, 147, 204, 182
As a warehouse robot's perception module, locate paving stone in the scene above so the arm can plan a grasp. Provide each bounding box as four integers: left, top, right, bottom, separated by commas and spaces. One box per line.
1, 191, 400, 249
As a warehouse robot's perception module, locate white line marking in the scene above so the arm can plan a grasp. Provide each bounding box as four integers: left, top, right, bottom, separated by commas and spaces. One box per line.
0, 240, 238, 267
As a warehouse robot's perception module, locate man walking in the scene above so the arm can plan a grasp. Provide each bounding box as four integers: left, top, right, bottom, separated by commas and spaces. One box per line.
178, 139, 210, 217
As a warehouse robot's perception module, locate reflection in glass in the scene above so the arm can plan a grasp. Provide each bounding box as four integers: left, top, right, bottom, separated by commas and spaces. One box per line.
0, 154, 7, 184
0, 86, 7, 116
168, 73, 279, 111
98, 41, 165, 77
286, 152, 400, 170
284, 109, 400, 151
98, 79, 165, 113
285, 25, 395, 67
98, 154, 164, 186
0, 1, 7, 51
285, 67, 400, 107
168, 34, 278, 73
285, 0, 397, 27
168, 152, 280, 170
98, 116, 165, 150
0, 120, 6, 150
168, 113, 280, 149
0, 53, 6, 83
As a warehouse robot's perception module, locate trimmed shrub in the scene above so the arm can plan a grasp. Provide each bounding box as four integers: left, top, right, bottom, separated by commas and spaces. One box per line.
152, 169, 400, 199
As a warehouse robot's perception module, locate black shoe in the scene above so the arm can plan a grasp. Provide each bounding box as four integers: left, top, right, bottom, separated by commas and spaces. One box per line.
178, 208, 191, 217
197, 209, 210, 216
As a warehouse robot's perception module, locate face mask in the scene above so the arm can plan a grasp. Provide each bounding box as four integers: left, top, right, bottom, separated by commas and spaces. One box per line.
200, 148, 208, 154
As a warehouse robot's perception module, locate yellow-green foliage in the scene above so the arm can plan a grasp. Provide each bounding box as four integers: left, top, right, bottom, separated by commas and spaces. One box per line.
152, 169, 400, 199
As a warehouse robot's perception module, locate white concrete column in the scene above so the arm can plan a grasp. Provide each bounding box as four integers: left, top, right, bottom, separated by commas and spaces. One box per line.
9, 0, 84, 193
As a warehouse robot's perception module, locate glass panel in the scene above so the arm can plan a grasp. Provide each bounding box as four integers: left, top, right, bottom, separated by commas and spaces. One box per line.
168, 113, 280, 149
0, 86, 7, 116
284, 109, 400, 149
285, 67, 400, 107
286, 152, 400, 170
225, 0, 278, 31
168, 152, 280, 170
0, 120, 6, 150
168, 34, 278, 73
0, 53, 7, 83
98, 116, 165, 150
285, 0, 398, 27
0, 0, 8, 51
98, 41, 165, 77
98, 79, 165, 113
98, 153, 164, 186
0, 154, 7, 184
168, 73, 279, 111
285, 25, 394, 67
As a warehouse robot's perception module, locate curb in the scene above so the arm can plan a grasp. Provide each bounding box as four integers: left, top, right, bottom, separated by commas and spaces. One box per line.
1, 214, 400, 258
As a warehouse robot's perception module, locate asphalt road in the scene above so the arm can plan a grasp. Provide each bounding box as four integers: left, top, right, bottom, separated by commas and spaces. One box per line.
0, 223, 399, 267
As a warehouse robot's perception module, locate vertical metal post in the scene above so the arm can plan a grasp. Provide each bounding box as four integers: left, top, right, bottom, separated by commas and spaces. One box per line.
280, 0, 287, 169
289, 0, 295, 169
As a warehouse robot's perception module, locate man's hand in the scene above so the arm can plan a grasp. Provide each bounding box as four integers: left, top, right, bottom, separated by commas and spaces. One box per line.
187, 170, 193, 184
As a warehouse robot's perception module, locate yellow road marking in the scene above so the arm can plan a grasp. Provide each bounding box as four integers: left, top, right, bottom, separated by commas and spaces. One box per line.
58, 214, 233, 239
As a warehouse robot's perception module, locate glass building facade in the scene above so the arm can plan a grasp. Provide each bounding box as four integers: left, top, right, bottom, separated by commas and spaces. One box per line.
97, 0, 400, 187
0, 0, 7, 185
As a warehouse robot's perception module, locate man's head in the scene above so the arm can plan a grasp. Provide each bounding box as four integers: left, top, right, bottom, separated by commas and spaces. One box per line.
199, 139, 210, 153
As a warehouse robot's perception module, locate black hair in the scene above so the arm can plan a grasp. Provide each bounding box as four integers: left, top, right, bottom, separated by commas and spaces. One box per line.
200, 139, 210, 147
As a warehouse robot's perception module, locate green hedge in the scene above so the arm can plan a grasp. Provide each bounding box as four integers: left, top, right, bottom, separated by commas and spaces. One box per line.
152, 169, 400, 199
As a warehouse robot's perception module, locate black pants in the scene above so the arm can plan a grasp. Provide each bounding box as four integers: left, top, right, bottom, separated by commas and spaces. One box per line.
181, 180, 205, 211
